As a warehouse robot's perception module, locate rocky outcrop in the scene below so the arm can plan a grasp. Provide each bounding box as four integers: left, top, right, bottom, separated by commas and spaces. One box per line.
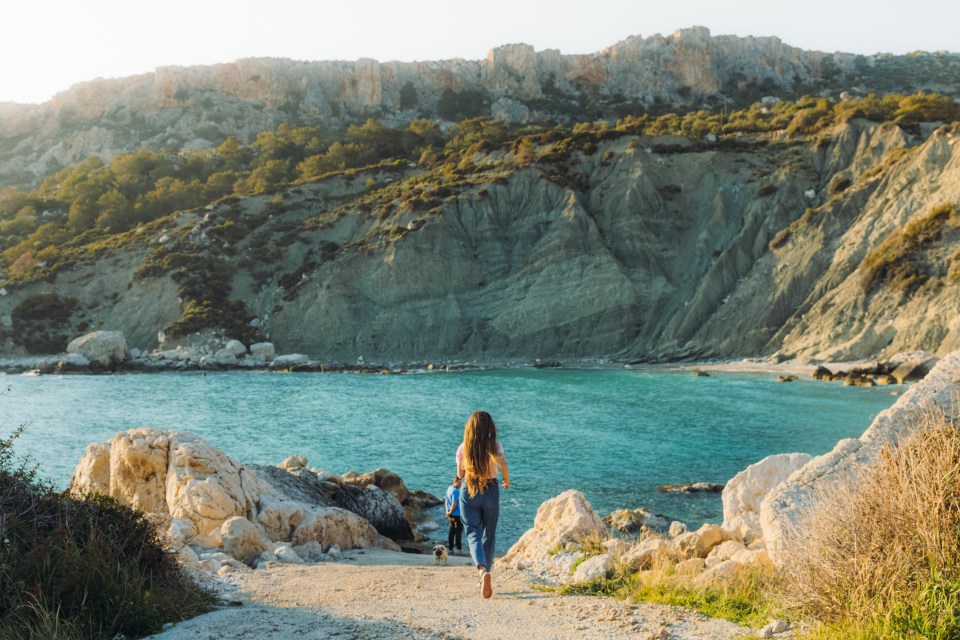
721, 453, 812, 543
69, 429, 428, 567
507, 490, 768, 586
66, 331, 127, 368
502, 490, 606, 566
6, 27, 958, 193
332, 484, 414, 541
0, 28, 866, 189
604, 507, 674, 534
760, 351, 960, 561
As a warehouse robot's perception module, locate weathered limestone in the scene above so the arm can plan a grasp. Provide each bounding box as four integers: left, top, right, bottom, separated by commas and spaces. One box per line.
70, 428, 409, 567
501, 490, 607, 570
622, 537, 673, 570
66, 331, 127, 367
722, 452, 813, 543
761, 352, 960, 562
605, 507, 672, 534
279, 455, 308, 471
348, 468, 409, 504
221, 516, 271, 565
249, 342, 277, 361
572, 554, 613, 582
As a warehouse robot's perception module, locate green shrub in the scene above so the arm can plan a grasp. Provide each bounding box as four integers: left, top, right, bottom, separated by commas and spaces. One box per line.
10, 292, 78, 354
860, 202, 957, 295
828, 175, 852, 195
757, 183, 778, 197
0, 427, 215, 639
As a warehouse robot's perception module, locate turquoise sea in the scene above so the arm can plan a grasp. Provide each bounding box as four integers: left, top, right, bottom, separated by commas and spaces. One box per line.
0, 368, 896, 549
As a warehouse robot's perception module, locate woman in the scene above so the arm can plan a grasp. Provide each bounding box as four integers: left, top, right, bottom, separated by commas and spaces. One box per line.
456, 409, 510, 599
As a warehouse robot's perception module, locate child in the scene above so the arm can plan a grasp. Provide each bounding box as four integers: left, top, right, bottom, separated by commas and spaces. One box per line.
445, 476, 463, 552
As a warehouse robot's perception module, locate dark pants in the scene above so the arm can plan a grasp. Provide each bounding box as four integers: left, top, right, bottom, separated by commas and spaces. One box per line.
447, 516, 463, 550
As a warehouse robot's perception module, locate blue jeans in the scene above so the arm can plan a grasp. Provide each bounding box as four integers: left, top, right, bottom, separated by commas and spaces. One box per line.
459, 480, 500, 571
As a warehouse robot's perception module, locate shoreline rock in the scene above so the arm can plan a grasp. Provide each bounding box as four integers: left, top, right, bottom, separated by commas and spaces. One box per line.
70, 428, 440, 574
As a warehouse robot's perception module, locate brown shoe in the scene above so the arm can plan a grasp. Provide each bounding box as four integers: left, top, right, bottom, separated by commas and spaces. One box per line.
481, 571, 492, 599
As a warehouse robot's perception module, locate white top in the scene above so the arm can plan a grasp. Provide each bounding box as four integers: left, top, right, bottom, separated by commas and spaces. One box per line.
455, 441, 504, 479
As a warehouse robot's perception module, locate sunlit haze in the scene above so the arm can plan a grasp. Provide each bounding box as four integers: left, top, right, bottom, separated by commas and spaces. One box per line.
3, 0, 957, 104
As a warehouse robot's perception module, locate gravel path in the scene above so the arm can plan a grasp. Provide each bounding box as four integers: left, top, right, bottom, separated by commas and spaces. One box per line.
147, 550, 756, 640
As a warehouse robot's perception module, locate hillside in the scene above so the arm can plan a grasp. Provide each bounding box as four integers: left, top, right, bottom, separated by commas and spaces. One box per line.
2, 27, 959, 191
1, 30, 959, 365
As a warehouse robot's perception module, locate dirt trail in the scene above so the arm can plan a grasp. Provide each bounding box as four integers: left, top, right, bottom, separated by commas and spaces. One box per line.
147, 550, 755, 640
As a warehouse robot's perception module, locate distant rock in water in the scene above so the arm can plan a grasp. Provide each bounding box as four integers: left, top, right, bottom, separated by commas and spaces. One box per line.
658, 482, 724, 493
604, 507, 677, 534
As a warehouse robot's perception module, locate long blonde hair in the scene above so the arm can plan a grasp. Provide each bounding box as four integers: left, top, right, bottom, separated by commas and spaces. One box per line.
462, 410, 498, 497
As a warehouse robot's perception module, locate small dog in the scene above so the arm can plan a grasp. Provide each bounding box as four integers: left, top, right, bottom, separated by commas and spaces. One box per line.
433, 544, 448, 566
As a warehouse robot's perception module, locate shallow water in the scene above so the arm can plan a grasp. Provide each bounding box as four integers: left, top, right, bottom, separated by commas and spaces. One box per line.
0, 368, 897, 549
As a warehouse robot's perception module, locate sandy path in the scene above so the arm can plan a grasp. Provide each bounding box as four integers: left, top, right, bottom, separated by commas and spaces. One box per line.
148, 550, 755, 640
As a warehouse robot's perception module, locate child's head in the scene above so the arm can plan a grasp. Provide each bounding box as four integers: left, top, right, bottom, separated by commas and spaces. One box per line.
453, 476, 462, 487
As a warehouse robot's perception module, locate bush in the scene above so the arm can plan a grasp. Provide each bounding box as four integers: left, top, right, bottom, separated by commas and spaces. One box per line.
0, 427, 215, 638
757, 183, 778, 197
828, 175, 852, 195
860, 202, 957, 295
11, 292, 78, 354
774, 408, 960, 638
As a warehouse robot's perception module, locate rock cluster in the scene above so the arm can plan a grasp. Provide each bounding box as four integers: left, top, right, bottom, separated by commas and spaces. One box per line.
809, 353, 938, 387
0, 330, 327, 374
70, 428, 438, 575
502, 490, 769, 587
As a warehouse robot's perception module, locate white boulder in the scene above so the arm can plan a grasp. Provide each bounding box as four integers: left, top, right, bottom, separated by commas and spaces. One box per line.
291, 508, 381, 551
622, 537, 673, 570
695, 559, 741, 585
722, 452, 813, 544
223, 339, 247, 356
221, 516, 271, 565
271, 353, 309, 368
214, 348, 239, 366
707, 540, 746, 562
66, 331, 127, 367
249, 342, 276, 361
501, 490, 608, 570
274, 545, 305, 564
572, 554, 613, 582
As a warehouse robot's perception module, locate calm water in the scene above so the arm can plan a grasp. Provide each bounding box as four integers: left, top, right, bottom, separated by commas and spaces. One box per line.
0, 368, 896, 549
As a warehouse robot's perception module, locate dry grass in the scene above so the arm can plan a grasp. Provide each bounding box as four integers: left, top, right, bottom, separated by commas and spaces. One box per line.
774, 403, 960, 638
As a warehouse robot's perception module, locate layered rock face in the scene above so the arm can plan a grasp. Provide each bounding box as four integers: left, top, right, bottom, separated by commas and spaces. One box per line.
6, 119, 960, 363
0, 27, 874, 188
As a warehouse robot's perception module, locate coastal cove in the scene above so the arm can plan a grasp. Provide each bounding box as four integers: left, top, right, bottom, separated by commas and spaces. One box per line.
3, 367, 896, 547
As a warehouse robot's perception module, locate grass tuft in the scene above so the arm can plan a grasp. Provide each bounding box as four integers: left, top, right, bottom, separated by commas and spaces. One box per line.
774, 403, 960, 639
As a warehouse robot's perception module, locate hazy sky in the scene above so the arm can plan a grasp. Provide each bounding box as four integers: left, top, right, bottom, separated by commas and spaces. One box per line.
2, 0, 957, 104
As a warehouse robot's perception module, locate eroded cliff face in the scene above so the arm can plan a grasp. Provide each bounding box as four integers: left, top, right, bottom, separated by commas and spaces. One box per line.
0, 26, 896, 190
6, 120, 957, 364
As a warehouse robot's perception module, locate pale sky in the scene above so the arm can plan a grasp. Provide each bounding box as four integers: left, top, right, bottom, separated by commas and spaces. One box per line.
2, 0, 957, 104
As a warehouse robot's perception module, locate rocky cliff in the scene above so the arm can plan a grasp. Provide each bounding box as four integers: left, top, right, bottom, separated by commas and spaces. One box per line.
2, 116, 958, 364
2, 27, 958, 190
